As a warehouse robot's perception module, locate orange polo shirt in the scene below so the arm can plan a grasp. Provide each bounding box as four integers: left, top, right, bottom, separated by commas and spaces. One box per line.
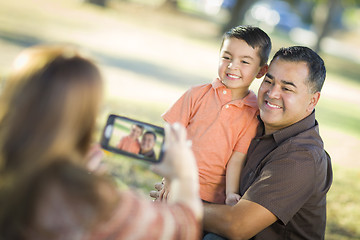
162, 78, 259, 203
117, 136, 141, 154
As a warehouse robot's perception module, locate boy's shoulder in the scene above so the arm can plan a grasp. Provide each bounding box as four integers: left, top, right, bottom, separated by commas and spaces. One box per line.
187, 79, 221, 94
242, 90, 258, 110
184, 82, 214, 100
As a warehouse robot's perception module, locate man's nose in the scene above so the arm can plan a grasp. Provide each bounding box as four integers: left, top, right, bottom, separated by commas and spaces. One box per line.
267, 85, 281, 99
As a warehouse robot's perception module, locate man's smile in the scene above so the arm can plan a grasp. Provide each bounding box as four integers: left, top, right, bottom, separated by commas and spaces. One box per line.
265, 100, 282, 109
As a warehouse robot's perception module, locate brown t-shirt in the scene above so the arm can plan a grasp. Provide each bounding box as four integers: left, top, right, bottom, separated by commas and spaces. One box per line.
240, 111, 333, 240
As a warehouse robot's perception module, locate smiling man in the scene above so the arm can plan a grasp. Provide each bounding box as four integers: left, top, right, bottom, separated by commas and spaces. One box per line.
140, 131, 157, 159
203, 46, 333, 240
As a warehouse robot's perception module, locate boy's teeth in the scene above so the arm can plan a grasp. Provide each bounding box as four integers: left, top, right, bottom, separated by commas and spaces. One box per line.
228, 74, 239, 78
267, 102, 281, 108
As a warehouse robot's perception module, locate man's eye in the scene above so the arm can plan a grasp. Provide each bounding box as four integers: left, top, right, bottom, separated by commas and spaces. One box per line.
264, 79, 271, 84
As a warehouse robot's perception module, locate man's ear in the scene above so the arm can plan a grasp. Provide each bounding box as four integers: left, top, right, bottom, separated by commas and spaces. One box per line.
256, 64, 268, 78
307, 92, 321, 112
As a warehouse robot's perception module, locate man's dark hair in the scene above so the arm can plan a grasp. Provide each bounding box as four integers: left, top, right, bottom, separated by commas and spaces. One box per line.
271, 46, 326, 93
220, 25, 272, 66
144, 131, 156, 141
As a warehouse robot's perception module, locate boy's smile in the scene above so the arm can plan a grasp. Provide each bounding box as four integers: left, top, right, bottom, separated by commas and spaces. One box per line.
226, 73, 240, 80
218, 38, 266, 99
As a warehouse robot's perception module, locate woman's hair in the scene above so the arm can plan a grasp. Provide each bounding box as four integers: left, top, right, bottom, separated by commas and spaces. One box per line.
0, 45, 103, 171
0, 158, 118, 240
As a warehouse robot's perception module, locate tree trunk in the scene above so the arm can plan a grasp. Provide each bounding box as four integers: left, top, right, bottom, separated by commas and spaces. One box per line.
221, 0, 253, 35
313, 0, 341, 53
160, 0, 178, 10
84, 0, 107, 7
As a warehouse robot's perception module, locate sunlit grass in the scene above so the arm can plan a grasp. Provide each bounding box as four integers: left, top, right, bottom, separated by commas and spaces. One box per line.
317, 98, 360, 138
326, 164, 360, 239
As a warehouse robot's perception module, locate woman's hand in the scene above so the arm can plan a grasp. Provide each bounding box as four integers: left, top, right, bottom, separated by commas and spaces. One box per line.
150, 123, 202, 220
151, 123, 195, 181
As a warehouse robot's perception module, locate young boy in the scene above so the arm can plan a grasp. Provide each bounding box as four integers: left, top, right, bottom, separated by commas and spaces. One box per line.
162, 26, 271, 205
117, 124, 144, 154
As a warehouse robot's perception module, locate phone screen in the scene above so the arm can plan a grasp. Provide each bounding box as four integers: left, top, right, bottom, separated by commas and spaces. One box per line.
101, 115, 165, 163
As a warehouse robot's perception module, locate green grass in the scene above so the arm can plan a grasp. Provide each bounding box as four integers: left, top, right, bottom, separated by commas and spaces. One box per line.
317, 98, 360, 138
326, 164, 360, 239
102, 151, 162, 199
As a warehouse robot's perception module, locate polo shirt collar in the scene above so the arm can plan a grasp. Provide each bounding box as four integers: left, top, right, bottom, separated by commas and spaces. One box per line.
211, 78, 224, 90
212, 78, 258, 109
258, 110, 317, 145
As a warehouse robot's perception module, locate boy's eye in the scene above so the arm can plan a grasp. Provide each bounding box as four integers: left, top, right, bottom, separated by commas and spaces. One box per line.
242, 61, 249, 64
222, 56, 231, 60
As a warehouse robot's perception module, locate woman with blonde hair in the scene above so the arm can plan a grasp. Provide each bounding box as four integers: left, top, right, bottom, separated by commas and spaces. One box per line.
0, 45, 202, 239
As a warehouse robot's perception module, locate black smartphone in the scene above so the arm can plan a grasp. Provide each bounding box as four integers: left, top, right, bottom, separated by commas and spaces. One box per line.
100, 114, 165, 163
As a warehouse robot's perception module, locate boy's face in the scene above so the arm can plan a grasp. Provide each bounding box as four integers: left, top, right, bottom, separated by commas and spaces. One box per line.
218, 38, 265, 91
129, 125, 143, 139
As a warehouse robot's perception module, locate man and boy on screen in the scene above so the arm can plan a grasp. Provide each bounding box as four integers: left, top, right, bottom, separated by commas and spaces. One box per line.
116, 124, 157, 160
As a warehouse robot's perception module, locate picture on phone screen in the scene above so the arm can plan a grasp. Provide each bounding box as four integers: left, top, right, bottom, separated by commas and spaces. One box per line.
101, 115, 165, 163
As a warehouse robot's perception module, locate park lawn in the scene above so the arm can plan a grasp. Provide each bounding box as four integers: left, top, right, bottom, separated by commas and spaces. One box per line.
326, 164, 360, 239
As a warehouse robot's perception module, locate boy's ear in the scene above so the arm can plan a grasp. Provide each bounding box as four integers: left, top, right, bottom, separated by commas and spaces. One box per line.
256, 64, 268, 78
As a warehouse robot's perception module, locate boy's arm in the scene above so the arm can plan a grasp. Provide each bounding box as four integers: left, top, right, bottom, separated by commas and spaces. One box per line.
225, 151, 246, 206
162, 88, 194, 127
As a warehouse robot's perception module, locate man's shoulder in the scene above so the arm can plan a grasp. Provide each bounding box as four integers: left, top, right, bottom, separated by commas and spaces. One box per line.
289, 125, 324, 151
271, 126, 329, 170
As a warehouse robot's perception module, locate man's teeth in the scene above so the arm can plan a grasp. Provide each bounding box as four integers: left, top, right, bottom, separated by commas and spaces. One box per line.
227, 74, 240, 79
267, 102, 281, 109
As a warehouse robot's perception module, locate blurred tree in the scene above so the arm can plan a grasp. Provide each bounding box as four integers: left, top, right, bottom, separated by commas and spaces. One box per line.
160, 0, 178, 10
221, 0, 253, 34
84, 0, 107, 7
292, 0, 357, 52
313, 0, 342, 52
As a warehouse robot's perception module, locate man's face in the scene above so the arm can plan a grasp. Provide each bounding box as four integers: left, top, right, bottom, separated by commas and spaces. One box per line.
257, 57, 320, 134
129, 125, 143, 139
141, 133, 156, 153
218, 38, 265, 96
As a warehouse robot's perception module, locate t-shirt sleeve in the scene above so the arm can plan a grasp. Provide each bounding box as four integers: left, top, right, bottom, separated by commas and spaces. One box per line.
242, 150, 315, 224
233, 115, 258, 154
162, 89, 194, 127
91, 190, 201, 240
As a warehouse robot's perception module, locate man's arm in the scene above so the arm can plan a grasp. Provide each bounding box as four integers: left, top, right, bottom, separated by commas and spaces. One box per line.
203, 199, 277, 240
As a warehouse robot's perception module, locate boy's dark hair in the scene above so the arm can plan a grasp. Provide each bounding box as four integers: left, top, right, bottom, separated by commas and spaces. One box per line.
134, 124, 144, 131
271, 46, 326, 93
221, 25, 272, 66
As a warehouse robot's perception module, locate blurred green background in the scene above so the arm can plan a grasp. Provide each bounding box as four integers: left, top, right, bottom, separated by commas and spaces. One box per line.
0, 0, 359, 239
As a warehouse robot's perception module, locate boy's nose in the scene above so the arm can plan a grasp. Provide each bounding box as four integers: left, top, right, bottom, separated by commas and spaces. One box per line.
228, 62, 239, 69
